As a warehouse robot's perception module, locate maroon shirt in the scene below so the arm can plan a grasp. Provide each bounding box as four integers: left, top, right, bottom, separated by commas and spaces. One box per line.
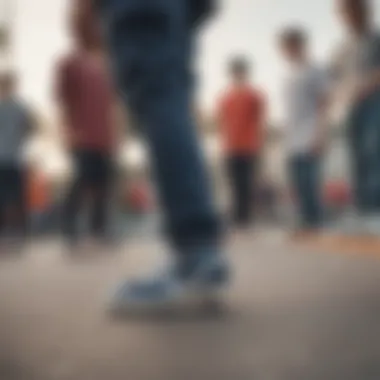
56, 51, 115, 153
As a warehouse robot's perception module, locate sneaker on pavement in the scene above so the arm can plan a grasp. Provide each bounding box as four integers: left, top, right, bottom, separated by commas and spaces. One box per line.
107, 249, 229, 314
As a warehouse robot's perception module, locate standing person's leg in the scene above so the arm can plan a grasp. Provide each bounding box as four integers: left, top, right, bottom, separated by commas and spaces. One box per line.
239, 155, 255, 226
0, 167, 27, 248
12, 167, 28, 239
373, 96, 380, 211
0, 169, 14, 236
363, 94, 380, 211
226, 156, 242, 225
347, 106, 370, 213
355, 94, 380, 234
352, 145, 369, 212
90, 153, 113, 239
0, 204, 4, 238
98, 0, 226, 308
1, 168, 18, 234
250, 155, 259, 220
0, 169, 6, 240
63, 151, 87, 244
374, 116, 380, 211
302, 155, 322, 228
290, 155, 322, 229
290, 156, 305, 228
229, 155, 254, 227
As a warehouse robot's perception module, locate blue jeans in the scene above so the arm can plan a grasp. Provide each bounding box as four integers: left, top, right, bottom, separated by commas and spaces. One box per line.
347, 91, 380, 212
98, 0, 220, 249
289, 154, 322, 228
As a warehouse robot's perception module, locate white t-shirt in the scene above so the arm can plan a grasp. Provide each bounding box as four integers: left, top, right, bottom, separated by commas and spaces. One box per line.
283, 63, 328, 155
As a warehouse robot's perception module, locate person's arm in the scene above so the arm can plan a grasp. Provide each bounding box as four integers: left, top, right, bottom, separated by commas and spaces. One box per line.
328, 43, 350, 109
256, 92, 267, 153
313, 69, 330, 155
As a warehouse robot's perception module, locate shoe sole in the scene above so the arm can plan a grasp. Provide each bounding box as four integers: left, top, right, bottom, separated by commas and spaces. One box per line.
106, 286, 227, 318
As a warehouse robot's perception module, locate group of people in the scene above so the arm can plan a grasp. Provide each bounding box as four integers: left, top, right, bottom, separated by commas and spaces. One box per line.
0, 0, 379, 312
219, 0, 380, 234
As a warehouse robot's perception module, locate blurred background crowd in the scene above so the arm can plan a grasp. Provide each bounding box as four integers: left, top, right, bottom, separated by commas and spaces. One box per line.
0, 0, 378, 246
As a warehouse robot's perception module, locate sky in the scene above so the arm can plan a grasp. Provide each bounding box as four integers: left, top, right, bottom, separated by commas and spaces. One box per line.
6, 0, 380, 121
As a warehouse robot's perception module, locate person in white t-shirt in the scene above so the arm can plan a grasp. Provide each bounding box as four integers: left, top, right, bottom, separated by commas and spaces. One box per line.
279, 27, 329, 231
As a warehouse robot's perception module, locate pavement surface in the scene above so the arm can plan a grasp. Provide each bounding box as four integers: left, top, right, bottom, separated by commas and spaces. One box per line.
0, 230, 379, 380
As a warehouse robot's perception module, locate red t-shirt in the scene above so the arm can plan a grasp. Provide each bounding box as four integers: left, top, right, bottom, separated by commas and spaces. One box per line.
219, 86, 266, 155
56, 51, 115, 152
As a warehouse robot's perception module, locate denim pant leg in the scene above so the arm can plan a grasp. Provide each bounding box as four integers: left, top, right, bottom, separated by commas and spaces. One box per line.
99, 0, 220, 250
347, 99, 378, 213
373, 95, 380, 210
350, 128, 369, 212
290, 154, 322, 228
363, 93, 380, 211
226, 155, 254, 225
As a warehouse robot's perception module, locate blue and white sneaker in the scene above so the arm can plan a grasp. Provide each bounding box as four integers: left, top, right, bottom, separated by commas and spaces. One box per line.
107, 250, 229, 314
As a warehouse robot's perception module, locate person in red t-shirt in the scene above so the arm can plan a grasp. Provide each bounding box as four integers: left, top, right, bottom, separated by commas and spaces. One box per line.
56, 0, 117, 245
218, 57, 266, 226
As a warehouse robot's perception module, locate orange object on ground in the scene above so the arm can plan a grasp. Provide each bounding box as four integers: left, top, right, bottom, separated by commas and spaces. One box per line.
218, 86, 266, 155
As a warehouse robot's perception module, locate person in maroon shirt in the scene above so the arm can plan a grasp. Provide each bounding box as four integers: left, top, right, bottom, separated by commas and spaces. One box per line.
56, 0, 117, 245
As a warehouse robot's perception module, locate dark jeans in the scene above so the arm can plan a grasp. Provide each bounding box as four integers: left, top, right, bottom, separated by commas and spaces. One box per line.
99, 0, 220, 250
289, 154, 322, 228
63, 150, 113, 239
347, 91, 380, 212
0, 165, 27, 236
226, 154, 257, 226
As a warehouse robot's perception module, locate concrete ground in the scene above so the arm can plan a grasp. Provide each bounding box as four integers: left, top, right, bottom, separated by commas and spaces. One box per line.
0, 231, 379, 380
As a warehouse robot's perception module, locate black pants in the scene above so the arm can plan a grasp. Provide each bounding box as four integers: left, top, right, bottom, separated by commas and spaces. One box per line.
226, 155, 257, 226
0, 165, 27, 236
63, 150, 113, 240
